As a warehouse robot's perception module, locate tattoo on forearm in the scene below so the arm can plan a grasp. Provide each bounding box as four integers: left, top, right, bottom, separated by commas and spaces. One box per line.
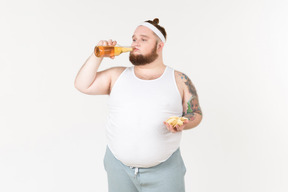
179, 73, 202, 120
183, 112, 196, 121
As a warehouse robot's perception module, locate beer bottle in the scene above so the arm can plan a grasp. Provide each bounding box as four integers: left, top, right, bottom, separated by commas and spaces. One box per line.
94, 46, 133, 57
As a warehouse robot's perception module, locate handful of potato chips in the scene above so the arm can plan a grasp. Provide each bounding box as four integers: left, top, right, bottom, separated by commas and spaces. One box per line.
165, 116, 188, 127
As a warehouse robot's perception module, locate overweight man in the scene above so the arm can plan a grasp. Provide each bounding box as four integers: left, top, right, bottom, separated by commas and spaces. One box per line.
74, 18, 202, 192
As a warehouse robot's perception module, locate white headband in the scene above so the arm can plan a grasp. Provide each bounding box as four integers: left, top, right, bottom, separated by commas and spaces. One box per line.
140, 22, 166, 42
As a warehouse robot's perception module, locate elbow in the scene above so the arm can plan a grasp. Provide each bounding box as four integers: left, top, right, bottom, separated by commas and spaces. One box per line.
197, 114, 203, 127
74, 80, 89, 94
74, 83, 82, 92
195, 112, 203, 126
74, 79, 81, 91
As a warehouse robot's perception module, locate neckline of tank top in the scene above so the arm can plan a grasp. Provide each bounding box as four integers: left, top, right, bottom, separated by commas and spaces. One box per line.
131, 66, 169, 82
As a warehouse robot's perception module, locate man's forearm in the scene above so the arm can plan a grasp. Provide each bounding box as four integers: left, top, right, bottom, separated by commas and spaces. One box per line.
74, 52, 103, 91
183, 113, 202, 130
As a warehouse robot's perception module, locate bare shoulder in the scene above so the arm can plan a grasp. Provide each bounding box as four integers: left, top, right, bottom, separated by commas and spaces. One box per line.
174, 70, 187, 100
174, 69, 202, 116
108, 66, 127, 90
109, 66, 126, 78
174, 70, 193, 91
100, 66, 126, 80
174, 70, 187, 87
104, 66, 126, 74
174, 70, 199, 98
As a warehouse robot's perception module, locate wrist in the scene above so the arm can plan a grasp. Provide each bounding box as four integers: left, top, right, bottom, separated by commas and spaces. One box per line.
91, 51, 104, 61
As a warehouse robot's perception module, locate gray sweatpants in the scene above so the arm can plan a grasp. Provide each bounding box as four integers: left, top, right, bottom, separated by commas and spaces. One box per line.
103, 146, 186, 192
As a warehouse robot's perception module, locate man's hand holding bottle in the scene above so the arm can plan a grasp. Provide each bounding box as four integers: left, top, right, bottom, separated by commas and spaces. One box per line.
95, 39, 118, 59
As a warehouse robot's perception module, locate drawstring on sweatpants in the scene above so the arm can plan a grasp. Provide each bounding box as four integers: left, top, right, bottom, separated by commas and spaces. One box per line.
130, 167, 139, 178
134, 167, 139, 176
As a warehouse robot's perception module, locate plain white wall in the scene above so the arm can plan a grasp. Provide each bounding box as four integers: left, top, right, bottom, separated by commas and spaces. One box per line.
1, 0, 287, 191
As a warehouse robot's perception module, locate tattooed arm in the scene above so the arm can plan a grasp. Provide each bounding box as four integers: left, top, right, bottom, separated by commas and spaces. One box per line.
163, 71, 202, 132
176, 71, 202, 130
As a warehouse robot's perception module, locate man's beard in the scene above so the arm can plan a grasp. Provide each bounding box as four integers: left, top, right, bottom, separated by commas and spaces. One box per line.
129, 44, 158, 66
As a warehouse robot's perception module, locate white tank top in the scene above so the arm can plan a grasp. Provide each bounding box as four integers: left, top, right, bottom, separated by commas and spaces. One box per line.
105, 66, 183, 168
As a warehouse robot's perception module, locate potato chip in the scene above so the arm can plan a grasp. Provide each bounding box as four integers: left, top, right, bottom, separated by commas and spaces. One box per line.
165, 116, 188, 127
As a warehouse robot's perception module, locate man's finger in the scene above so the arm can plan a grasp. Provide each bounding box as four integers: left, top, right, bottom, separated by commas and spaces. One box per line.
97, 40, 104, 46
108, 39, 112, 45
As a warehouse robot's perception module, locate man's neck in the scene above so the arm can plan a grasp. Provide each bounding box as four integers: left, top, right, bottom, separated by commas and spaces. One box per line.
133, 57, 166, 80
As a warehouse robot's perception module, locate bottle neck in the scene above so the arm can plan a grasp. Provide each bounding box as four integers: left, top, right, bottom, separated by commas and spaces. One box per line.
112, 46, 133, 56
119, 47, 133, 53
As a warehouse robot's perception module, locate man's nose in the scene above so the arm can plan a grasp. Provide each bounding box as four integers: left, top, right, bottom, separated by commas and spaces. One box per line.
132, 39, 140, 46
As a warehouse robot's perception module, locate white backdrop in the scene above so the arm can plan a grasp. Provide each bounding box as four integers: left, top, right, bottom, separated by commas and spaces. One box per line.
1, 0, 288, 191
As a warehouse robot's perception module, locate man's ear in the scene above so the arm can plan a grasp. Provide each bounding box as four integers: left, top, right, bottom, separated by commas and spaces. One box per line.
157, 41, 164, 51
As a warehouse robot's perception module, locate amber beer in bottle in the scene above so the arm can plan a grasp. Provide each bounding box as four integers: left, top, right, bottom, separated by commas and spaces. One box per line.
94, 46, 133, 57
